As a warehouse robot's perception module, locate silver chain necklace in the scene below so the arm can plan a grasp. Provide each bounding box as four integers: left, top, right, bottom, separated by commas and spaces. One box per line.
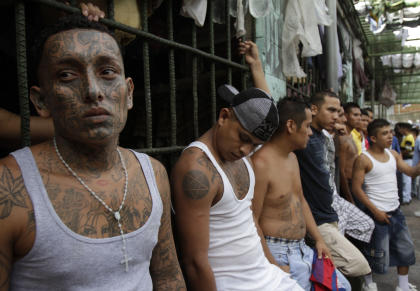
53, 137, 132, 272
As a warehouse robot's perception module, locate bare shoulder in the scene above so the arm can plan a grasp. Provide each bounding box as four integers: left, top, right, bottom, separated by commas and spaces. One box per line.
173, 147, 205, 169
172, 146, 218, 179
389, 149, 400, 160
0, 155, 35, 257
171, 146, 221, 202
251, 148, 270, 172
355, 153, 372, 169
339, 135, 355, 149
251, 146, 277, 171
149, 156, 169, 182
0, 155, 33, 219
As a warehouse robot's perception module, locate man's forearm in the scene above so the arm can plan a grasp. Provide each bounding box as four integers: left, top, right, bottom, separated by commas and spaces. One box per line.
339, 177, 355, 203
249, 61, 270, 94
183, 262, 217, 291
352, 187, 377, 214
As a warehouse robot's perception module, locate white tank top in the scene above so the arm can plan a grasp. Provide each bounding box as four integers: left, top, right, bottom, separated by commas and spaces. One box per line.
185, 141, 301, 291
363, 149, 400, 212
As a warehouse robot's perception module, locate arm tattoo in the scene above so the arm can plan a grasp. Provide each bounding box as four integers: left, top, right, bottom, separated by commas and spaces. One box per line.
182, 170, 210, 200
0, 167, 27, 219
150, 231, 186, 291
197, 156, 221, 184
150, 172, 186, 290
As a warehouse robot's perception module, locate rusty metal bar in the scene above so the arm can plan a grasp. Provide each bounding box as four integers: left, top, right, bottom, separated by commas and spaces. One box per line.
167, 0, 177, 146
15, 1, 31, 147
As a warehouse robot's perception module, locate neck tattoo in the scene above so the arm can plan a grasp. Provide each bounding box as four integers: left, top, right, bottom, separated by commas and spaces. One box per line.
53, 137, 132, 272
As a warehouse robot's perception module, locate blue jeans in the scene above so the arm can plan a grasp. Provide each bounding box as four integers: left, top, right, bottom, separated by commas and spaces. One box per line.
266, 237, 351, 291
364, 208, 416, 274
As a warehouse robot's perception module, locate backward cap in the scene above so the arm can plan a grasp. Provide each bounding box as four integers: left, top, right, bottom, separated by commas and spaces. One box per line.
217, 84, 279, 141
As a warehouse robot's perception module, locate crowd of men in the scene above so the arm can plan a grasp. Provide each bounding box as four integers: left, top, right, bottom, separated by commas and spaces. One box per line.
0, 10, 418, 291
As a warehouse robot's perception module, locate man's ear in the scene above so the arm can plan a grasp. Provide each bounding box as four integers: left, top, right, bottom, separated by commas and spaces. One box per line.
370, 135, 377, 144
286, 119, 295, 134
310, 104, 318, 116
30, 86, 51, 117
217, 108, 231, 126
126, 77, 134, 110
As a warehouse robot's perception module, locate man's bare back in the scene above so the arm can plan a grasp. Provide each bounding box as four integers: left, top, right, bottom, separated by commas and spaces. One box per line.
339, 134, 358, 180
253, 147, 305, 240
338, 134, 358, 203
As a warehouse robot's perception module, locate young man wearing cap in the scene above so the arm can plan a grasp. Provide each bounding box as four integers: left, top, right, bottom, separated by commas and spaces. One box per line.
252, 97, 351, 291
294, 91, 372, 280
171, 41, 302, 291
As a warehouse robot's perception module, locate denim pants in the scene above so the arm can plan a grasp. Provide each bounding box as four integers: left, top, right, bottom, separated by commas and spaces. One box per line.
266, 237, 351, 291
364, 208, 416, 274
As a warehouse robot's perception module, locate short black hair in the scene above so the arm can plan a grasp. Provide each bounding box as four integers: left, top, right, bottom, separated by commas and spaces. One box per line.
360, 109, 369, 116
364, 107, 373, 114
368, 119, 390, 137
276, 97, 310, 134
343, 102, 360, 114
31, 14, 121, 83
310, 90, 339, 107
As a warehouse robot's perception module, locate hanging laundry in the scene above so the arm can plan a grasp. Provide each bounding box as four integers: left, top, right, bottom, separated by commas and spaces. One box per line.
282, 0, 332, 78
212, 0, 226, 24
249, 0, 272, 18
113, 0, 164, 45
235, 0, 246, 38
180, 0, 208, 27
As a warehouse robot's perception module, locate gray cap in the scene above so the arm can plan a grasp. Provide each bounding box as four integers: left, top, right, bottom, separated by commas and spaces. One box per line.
217, 84, 279, 141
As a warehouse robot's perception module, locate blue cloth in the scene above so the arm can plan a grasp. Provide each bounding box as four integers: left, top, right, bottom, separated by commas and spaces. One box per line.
364, 208, 416, 274
412, 136, 420, 166
411, 137, 420, 199
392, 136, 401, 153
295, 127, 338, 225
265, 238, 350, 291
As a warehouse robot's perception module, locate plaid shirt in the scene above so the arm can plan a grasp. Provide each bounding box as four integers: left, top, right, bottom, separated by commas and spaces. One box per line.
323, 130, 374, 243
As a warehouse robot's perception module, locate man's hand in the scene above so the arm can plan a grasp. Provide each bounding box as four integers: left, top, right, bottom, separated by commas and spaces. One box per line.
80, 2, 105, 21
334, 123, 347, 136
315, 240, 332, 259
373, 209, 391, 224
238, 40, 261, 67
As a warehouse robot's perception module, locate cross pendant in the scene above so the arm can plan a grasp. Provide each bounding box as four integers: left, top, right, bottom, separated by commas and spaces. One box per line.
120, 252, 133, 272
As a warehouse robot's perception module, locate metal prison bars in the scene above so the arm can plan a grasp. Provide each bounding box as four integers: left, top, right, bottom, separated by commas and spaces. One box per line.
15, 0, 250, 154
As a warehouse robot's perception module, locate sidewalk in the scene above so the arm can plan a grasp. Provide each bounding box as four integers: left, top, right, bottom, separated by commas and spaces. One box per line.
372, 198, 420, 290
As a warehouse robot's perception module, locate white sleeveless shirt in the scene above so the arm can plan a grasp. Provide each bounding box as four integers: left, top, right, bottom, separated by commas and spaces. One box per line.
362, 149, 400, 212
185, 141, 301, 291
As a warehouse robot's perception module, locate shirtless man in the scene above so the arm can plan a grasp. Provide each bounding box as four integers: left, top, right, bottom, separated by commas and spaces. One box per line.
352, 119, 419, 291
339, 102, 361, 203
171, 41, 301, 291
252, 97, 350, 291
0, 15, 185, 290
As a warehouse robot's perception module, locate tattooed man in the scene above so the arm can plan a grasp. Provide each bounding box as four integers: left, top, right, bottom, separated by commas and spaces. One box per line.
251, 97, 350, 291
0, 15, 185, 290
171, 41, 302, 291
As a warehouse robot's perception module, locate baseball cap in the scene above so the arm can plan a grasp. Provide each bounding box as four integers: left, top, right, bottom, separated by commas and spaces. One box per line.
217, 84, 279, 141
